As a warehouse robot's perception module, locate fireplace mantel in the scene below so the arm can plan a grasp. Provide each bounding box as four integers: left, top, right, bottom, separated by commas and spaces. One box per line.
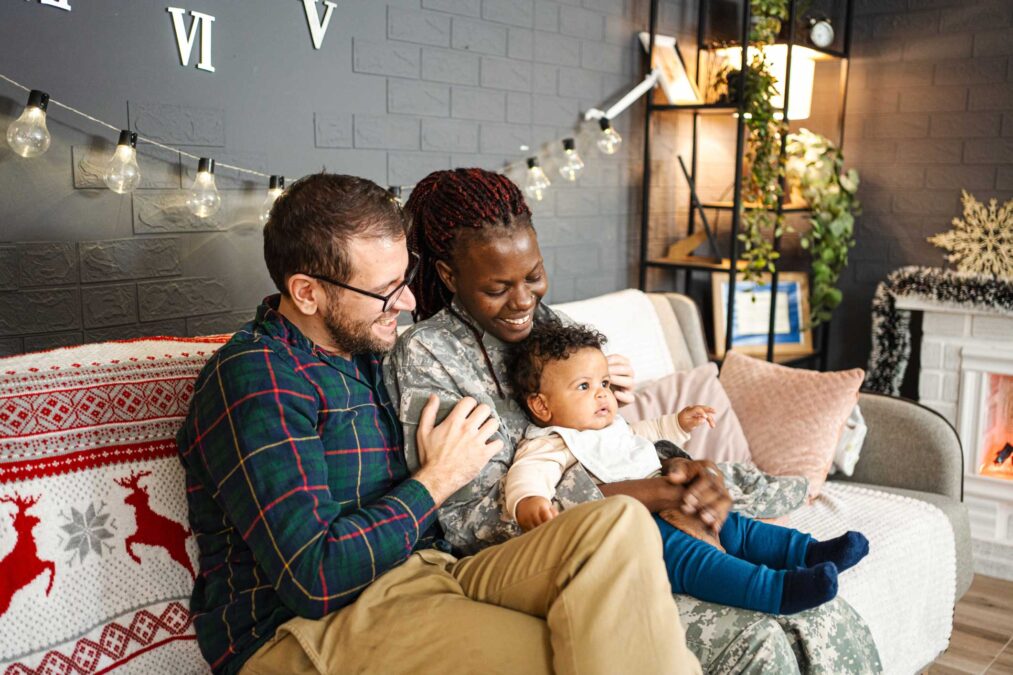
865, 266, 1013, 398
895, 295, 1013, 318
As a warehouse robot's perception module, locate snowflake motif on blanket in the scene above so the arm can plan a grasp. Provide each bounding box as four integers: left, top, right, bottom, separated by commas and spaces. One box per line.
57, 501, 117, 565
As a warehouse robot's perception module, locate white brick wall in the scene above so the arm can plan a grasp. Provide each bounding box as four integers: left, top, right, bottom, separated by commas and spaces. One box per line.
973, 314, 1013, 340
922, 310, 971, 336
918, 310, 1010, 426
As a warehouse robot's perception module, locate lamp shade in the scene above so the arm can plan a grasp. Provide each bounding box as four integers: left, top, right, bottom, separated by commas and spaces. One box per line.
715, 44, 821, 120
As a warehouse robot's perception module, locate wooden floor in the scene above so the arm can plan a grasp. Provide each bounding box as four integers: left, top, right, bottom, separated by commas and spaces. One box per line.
924, 575, 1013, 674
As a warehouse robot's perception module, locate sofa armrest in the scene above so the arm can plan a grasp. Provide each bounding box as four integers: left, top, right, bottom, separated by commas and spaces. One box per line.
831, 392, 964, 502
650, 292, 710, 368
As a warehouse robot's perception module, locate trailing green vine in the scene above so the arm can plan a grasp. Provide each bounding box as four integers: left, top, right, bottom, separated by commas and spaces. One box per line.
736, 0, 790, 282
786, 129, 861, 325
709, 0, 860, 326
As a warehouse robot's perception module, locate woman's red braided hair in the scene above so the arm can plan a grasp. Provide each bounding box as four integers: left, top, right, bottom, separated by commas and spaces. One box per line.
405, 168, 532, 321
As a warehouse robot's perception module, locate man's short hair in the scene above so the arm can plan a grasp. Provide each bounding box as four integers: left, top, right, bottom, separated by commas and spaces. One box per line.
507, 320, 608, 413
263, 173, 409, 295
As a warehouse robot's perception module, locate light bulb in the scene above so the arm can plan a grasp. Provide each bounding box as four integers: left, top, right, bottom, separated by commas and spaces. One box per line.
6, 90, 51, 158
596, 118, 622, 155
387, 185, 404, 206
524, 157, 551, 202
558, 138, 584, 182
260, 175, 285, 224
103, 130, 141, 194
187, 157, 222, 218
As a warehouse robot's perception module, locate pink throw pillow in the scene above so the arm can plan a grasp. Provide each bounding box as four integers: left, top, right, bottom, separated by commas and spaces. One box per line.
719, 351, 864, 499
620, 363, 752, 464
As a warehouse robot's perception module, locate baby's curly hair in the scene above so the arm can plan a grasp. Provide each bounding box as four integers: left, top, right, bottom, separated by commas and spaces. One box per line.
508, 320, 608, 413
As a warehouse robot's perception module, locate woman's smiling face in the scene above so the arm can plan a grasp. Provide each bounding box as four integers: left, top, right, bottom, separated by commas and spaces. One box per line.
437, 226, 548, 343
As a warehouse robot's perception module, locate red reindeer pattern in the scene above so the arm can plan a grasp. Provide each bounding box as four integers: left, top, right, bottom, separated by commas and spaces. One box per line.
0, 494, 56, 619
114, 471, 195, 579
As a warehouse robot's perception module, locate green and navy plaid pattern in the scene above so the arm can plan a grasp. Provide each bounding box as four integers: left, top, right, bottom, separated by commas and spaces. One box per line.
177, 297, 437, 674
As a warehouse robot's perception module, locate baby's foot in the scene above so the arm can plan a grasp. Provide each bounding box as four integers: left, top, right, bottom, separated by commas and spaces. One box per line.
779, 562, 838, 614
805, 531, 869, 573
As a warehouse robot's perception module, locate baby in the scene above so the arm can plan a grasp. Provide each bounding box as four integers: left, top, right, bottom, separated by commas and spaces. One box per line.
504, 321, 869, 615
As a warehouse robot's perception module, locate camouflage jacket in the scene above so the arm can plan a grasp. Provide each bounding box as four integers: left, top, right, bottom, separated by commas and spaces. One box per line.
383, 301, 602, 555
384, 299, 881, 674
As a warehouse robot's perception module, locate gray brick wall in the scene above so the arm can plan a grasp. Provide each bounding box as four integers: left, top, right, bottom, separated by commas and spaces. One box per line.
836, 0, 1013, 370
0, 0, 643, 355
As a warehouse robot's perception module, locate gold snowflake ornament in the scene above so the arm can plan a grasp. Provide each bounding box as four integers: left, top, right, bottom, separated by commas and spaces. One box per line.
928, 190, 1013, 279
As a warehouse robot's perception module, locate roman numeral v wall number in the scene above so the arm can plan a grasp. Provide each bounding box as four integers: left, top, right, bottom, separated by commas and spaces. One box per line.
302, 0, 338, 50
167, 7, 215, 73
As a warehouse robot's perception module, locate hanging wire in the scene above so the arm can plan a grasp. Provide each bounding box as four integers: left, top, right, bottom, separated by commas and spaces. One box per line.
1, 69, 627, 192
1, 72, 271, 177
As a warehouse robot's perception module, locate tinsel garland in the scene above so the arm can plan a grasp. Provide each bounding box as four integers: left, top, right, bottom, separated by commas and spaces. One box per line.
865, 266, 1013, 395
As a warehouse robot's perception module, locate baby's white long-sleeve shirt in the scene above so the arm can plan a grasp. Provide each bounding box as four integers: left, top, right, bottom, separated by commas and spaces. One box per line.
504, 414, 689, 521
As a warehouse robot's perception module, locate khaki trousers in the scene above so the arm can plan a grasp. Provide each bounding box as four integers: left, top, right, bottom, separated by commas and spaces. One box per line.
240, 496, 701, 675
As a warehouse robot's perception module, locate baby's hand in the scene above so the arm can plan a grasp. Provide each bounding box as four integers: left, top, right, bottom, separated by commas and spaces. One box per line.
516, 496, 558, 532
678, 405, 717, 432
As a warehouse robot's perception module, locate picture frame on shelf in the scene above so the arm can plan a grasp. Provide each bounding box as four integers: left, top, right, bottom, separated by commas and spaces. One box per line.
637, 32, 703, 105
711, 272, 813, 358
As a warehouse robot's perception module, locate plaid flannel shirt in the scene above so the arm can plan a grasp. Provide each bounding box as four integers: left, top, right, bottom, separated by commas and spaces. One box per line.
176, 296, 438, 674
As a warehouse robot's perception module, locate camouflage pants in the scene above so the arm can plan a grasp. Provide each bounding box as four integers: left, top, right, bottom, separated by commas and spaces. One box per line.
676, 594, 882, 675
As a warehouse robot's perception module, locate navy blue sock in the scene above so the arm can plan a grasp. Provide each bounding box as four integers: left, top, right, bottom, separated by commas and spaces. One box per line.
805, 531, 869, 572
779, 562, 838, 614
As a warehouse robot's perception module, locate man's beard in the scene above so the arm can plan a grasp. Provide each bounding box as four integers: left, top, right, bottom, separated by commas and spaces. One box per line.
322, 300, 397, 356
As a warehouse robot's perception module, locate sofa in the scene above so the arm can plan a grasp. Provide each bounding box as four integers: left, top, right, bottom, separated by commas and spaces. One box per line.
0, 289, 970, 674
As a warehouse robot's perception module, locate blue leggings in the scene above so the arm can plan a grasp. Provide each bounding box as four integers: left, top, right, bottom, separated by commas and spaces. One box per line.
654, 512, 812, 614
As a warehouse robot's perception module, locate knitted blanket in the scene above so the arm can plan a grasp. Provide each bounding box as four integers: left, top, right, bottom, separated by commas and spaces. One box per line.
0, 337, 228, 674
789, 482, 956, 674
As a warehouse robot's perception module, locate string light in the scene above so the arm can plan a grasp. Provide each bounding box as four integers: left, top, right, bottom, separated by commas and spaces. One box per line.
259, 175, 285, 224
524, 157, 551, 202
596, 118, 622, 155
558, 138, 584, 182
187, 158, 221, 218
6, 90, 51, 158
0, 71, 649, 207
103, 130, 141, 194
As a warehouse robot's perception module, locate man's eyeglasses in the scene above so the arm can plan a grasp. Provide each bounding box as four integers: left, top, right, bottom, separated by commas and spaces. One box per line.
306, 251, 420, 313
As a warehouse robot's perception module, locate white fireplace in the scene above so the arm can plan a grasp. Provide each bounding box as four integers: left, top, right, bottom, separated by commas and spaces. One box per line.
897, 296, 1013, 581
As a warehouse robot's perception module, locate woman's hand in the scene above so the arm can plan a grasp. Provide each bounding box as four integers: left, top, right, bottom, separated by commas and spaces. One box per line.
516, 496, 558, 532
663, 459, 731, 535
599, 461, 731, 535
606, 353, 636, 406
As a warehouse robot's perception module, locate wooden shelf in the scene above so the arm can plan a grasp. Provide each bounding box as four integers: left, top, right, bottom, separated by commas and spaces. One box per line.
650, 102, 740, 113
709, 349, 821, 366
645, 257, 738, 273
700, 200, 811, 213
798, 44, 847, 60
699, 41, 847, 60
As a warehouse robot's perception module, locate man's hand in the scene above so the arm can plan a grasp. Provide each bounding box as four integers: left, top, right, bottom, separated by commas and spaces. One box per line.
677, 405, 717, 432
607, 353, 636, 406
413, 395, 503, 505
664, 458, 732, 535
515, 496, 558, 532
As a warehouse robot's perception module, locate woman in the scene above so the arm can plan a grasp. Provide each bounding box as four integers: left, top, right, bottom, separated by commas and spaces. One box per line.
383, 168, 880, 674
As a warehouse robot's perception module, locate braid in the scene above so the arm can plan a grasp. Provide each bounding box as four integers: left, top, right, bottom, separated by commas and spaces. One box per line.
405, 168, 532, 321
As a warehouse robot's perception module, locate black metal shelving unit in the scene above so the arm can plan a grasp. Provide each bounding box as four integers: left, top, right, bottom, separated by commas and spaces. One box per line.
638, 0, 854, 371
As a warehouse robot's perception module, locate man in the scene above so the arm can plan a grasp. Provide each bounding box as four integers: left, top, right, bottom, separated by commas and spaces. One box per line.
177, 173, 702, 675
